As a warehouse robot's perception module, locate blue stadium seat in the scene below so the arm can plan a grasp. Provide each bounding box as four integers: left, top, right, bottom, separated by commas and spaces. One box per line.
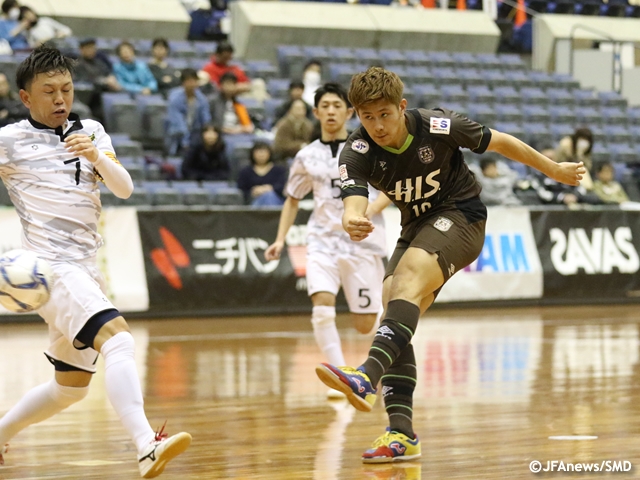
202, 184, 244, 205
467, 103, 497, 126
267, 78, 291, 99
432, 68, 462, 86
604, 125, 633, 144
483, 70, 510, 88
504, 70, 535, 88
174, 182, 211, 206
165, 58, 190, 71
546, 88, 574, 106
245, 60, 278, 81
549, 105, 576, 124
520, 87, 547, 106
524, 122, 551, 145
457, 68, 484, 87
551, 73, 580, 90
102, 93, 141, 138
412, 84, 441, 109
548, 123, 576, 142
494, 122, 525, 140
574, 106, 601, 126
112, 138, 143, 160
495, 104, 524, 123
193, 41, 217, 60
598, 91, 627, 108
522, 105, 551, 124
609, 142, 637, 163
425, 51, 455, 68
612, 162, 630, 182
507, 161, 529, 178
451, 52, 481, 69
443, 102, 467, 116
302, 46, 331, 65
404, 50, 430, 67
572, 88, 600, 107
601, 107, 628, 126
528, 71, 556, 89
404, 66, 434, 85
492, 86, 521, 104
379, 49, 406, 67
589, 125, 607, 144
329, 63, 361, 86
137, 94, 167, 143
276, 45, 305, 78
590, 143, 611, 164
263, 98, 284, 127
629, 107, 640, 126
475, 53, 504, 70
466, 85, 496, 104
353, 48, 380, 65
497, 54, 527, 71
629, 125, 640, 144
143, 181, 182, 206
440, 85, 469, 105
328, 47, 356, 64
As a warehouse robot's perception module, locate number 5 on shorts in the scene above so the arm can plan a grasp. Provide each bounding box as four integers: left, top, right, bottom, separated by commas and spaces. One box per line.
359, 288, 371, 308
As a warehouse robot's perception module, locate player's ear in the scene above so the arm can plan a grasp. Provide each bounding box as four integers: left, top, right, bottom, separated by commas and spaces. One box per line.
346, 107, 354, 120
399, 98, 407, 114
18, 89, 30, 109
312, 107, 320, 121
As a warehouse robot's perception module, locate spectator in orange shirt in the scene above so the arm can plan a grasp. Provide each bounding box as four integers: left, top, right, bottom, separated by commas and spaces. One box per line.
200, 41, 250, 94
209, 72, 254, 135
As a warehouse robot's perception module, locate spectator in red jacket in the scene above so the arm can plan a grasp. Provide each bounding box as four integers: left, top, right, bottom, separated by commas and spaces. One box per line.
200, 41, 250, 94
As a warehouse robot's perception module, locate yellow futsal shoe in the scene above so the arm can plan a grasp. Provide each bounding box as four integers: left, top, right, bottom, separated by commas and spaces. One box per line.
362, 428, 421, 464
362, 463, 422, 479
138, 423, 191, 478
315, 363, 377, 412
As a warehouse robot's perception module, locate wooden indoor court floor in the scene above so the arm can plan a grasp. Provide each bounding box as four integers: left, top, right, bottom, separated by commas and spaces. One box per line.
1, 304, 640, 479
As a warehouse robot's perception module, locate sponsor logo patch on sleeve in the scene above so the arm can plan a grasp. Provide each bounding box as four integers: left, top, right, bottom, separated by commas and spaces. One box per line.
351, 139, 369, 154
433, 216, 453, 232
339, 164, 349, 181
430, 117, 451, 135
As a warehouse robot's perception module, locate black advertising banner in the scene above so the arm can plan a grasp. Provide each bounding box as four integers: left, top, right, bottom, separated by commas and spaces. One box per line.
137, 208, 317, 315
530, 209, 640, 302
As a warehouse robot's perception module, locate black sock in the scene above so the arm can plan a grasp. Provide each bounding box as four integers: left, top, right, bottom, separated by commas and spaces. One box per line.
361, 299, 420, 386
382, 344, 416, 439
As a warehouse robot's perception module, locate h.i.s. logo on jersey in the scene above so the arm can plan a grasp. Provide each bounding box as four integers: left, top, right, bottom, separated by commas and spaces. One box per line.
388, 170, 441, 217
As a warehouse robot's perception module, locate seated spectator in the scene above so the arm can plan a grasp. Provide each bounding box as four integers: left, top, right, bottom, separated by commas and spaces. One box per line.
209, 72, 254, 135
17, 5, 71, 47
302, 60, 322, 106
74, 38, 120, 120
237, 141, 287, 206
0, 72, 27, 126
200, 41, 250, 94
113, 41, 158, 96
521, 149, 602, 208
476, 158, 521, 206
148, 38, 180, 98
0, 0, 28, 51
593, 162, 629, 204
181, 124, 229, 181
166, 68, 212, 156
273, 80, 313, 124
273, 99, 313, 161
555, 127, 594, 189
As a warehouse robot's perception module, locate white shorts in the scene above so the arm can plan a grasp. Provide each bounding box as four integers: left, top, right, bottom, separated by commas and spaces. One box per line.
38, 258, 117, 373
306, 250, 385, 314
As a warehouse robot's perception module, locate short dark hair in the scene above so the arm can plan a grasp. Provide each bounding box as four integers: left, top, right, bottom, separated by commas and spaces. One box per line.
180, 68, 199, 83
249, 141, 272, 165
116, 41, 135, 57
314, 82, 350, 108
216, 41, 234, 55
152, 38, 169, 50
220, 72, 238, 84
1, 0, 18, 15
79, 38, 96, 48
16, 44, 76, 90
304, 59, 322, 71
289, 80, 304, 91
480, 158, 496, 172
595, 161, 613, 174
571, 127, 593, 155
17, 5, 35, 22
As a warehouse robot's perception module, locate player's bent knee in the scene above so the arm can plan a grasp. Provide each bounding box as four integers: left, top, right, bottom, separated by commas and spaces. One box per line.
51, 378, 90, 406
351, 313, 377, 334
93, 317, 132, 353
311, 305, 336, 328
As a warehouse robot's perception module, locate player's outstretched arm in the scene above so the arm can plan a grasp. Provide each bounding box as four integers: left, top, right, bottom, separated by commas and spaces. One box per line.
343, 195, 373, 242
365, 194, 392, 220
486, 129, 585, 186
65, 133, 134, 198
264, 196, 300, 261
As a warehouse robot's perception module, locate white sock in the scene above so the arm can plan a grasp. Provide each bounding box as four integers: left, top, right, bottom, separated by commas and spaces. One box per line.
311, 306, 345, 366
101, 332, 155, 453
0, 379, 88, 445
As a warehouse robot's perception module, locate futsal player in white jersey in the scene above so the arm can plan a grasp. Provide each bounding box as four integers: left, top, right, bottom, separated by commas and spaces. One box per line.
265, 83, 389, 397
0, 45, 190, 478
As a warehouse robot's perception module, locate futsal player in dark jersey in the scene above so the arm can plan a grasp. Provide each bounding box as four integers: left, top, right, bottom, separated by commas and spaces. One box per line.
315, 67, 585, 463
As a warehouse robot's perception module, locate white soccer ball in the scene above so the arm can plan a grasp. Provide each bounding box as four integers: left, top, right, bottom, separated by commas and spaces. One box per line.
0, 249, 54, 313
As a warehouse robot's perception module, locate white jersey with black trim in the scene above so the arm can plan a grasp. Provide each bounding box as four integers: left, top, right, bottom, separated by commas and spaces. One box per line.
0, 114, 118, 261
286, 138, 386, 256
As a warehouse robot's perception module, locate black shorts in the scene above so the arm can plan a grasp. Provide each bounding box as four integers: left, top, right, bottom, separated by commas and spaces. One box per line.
385, 197, 487, 292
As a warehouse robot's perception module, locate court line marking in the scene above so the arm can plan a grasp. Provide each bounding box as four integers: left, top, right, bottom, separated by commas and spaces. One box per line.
150, 331, 314, 342
548, 436, 598, 441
